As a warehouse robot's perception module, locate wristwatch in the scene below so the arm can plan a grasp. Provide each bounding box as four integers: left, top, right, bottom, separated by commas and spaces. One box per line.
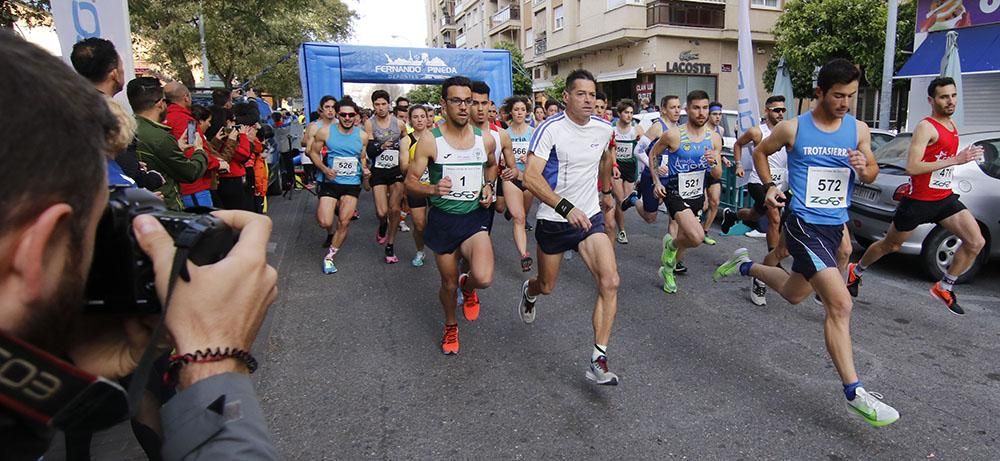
763, 181, 777, 190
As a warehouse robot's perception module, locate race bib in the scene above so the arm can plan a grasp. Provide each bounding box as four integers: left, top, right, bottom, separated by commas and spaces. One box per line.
375, 149, 399, 169
441, 165, 483, 201
771, 167, 788, 191
929, 167, 953, 190
806, 167, 850, 208
333, 157, 358, 177
513, 142, 528, 164
615, 142, 633, 161
678, 170, 704, 199
419, 168, 430, 184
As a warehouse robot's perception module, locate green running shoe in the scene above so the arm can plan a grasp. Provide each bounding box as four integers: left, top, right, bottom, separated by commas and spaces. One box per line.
661, 234, 677, 269
713, 247, 750, 282
703, 234, 717, 245
847, 388, 900, 427
658, 266, 677, 293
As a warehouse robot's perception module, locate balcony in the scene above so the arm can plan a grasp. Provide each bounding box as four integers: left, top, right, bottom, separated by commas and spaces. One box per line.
534, 34, 546, 56
440, 14, 457, 31
533, 0, 546, 12
490, 5, 521, 35
456, 33, 467, 48
647, 0, 725, 29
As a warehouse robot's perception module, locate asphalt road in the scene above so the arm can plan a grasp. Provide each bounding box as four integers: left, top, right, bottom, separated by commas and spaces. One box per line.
253, 189, 999, 460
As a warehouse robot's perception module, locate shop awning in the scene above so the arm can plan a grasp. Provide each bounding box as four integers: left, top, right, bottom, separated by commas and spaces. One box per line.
896, 24, 1000, 78
532, 80, 553, 91
596, 68, 639, 83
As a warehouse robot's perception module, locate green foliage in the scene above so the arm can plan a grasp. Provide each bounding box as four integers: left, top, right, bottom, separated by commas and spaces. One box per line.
764, 0, 917, 98
544, 76, 566, 104
1, 0, 51, 29
406, 84, 442, 105
129, 0, 355, 98
493, 40, 532, 96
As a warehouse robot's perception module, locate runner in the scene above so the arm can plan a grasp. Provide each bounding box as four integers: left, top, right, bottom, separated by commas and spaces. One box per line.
847, 77, 985, 315
501, 95, 535, 271
399, 104, 433, 267
713, 59, 900, 426
610, 99, 644, 244
532, 104, 546, 127
517, 69, 621, 386
701, 101, 727, 245
365, 89, 406, 263
594, 92, 619, 241
646, 90, 723, 293
620, 94, 681, 224
306, 96, 369, 274
405, 76, 497, 355
469, 81, 510, 239
304, 95, 337, 247
544, 99, 562, 118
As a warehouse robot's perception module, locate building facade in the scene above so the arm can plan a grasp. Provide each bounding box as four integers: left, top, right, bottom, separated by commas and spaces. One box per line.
520, 0, 782, 110
426, 0, 523, 50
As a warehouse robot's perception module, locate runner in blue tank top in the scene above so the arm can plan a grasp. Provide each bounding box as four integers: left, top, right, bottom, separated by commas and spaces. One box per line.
714, 59, 900, 428
499, 95, 535, 271
307, 96, 370, 275
646, 90, 722, 294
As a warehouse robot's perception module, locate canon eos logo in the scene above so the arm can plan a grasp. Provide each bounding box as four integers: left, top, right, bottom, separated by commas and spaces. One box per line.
0, 347, 61, 401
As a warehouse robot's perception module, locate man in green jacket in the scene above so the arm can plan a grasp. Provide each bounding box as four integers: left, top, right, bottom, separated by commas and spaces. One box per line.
127, 77, 207, 210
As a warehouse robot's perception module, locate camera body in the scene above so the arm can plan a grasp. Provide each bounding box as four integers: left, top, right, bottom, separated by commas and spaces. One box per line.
85, 187, 236, 314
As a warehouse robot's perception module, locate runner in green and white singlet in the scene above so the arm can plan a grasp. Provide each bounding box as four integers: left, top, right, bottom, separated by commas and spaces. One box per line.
611, 99, 644, 245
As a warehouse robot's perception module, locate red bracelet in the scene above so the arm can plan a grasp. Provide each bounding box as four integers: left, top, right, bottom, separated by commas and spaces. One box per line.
164, 347, 258, 386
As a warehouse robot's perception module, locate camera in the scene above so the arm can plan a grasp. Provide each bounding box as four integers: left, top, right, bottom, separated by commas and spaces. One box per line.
85, 187, 236, 314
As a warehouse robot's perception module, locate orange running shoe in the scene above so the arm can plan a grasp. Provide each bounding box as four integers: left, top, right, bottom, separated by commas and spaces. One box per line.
846, 262, 862, 298
441, 324, 459, 355
459, 273, 480, 321
930, 282, 964, 315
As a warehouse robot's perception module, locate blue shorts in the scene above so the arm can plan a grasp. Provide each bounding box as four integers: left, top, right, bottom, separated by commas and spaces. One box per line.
535, 213, 605, 255
425, 206, 491, 254
783, 214, 843, 280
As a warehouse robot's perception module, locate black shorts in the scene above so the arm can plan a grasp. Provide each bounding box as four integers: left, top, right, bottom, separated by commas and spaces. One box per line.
637, 169, 703, 217
318, 182, 361, 199
892, 194, 966, 232
406, 194, 428, 209
424, 206, 491, 254
535, 213, 606, 255
783, 214, 843, 280
618, 161, 638, 183
748, 182, 792, 216
664, 191, 705, 219
704, 170, 721, 187
370, 166, 403, 187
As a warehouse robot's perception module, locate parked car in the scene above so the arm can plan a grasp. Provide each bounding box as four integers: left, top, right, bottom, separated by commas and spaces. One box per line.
848, 130, 1000, 282
870, 128, 896, 151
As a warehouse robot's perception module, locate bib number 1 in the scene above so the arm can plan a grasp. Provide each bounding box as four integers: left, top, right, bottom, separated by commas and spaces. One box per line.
441, 165, 483, 201
806, 167, 849, 208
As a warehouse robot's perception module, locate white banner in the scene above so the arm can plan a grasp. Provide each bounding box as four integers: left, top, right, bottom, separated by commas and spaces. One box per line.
51, 0, 136, 109
736, 0, 761, 187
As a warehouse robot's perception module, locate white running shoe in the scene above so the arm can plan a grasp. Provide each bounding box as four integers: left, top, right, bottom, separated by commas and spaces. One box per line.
745, 229, 767, 238
399, 220, 411, 232
564, 251, 575, 261
585, 355, 619, 386
847, 388, 900, 427
750, 278, 767, 306
518, 280, 536, 324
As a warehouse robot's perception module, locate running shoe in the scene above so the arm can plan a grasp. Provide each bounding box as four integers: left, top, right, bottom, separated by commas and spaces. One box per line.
720, 208, 738, 234
525, 222, 534, 232
322, 257, 337, 275
620, 191, 639, 211
847, 388, 900, 427
814, 294, 824, 306
703, 234, 717, 245
661, 234, 677, 269
322, 233, 333, 248
616, 230, 629, 245
745, 229, 767, 238
673, 261, 687, 274
520, 256, 533, 272
399, 221, 411, 233
459, 273, 480, 321
411, 250, 425, 267
384, 245, 399, 264
504, 209, 512, 221
564, 251, 574, 261
376, 228, 388, 245
351, 210, 359, 221
585, 355, 619, 386
930, 282, 964, 315
846, 262, 862, 298
713, 247, 750, 282
749, 278, 767, 306
658, 266, 677, 293
441, 324, 459, 355
518, 279, 536, 324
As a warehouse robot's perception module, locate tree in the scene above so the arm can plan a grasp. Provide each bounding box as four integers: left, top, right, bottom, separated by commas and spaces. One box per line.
130, 0, 355, 99
1, 0, 50, 29
493, 40, 532, 96
406, 84, 441, 105
764, 0, 917, 98
544, 77, 566, 105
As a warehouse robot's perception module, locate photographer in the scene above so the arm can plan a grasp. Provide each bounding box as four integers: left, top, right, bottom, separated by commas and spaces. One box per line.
0, 32, 278, 459
216, 106, 260, 211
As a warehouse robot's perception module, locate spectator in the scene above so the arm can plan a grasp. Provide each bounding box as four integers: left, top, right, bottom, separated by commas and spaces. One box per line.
216, 102, 263, 211
639, 97, 656, 113
0, 30, 278, 460
128, 76, 208, 211
164, 82, 221, 208
208, 88, 232, 138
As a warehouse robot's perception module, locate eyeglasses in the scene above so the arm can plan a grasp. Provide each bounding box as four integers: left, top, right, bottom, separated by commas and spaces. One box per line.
768, 107, 787, 113
338, 112, 356, 118
446, 98, 474, 107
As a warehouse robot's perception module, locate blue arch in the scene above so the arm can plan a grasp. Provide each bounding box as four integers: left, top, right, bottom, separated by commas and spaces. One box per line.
298, 43, 513, 116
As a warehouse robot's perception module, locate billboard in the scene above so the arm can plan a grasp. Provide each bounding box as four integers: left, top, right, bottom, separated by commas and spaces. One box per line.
917, 0, 1000, 32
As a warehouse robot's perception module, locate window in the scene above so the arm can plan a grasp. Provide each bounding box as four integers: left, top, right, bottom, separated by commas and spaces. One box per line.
553, 5, 565, 30
647, 0, 725, 29
525, 29, 534, 49
976, 139, 1000, 180
751, 0, 780, 8
550, 63, 559, 76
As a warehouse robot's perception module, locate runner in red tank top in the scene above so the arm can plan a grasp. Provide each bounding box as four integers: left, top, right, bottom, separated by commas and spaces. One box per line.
847, 77, 986, 315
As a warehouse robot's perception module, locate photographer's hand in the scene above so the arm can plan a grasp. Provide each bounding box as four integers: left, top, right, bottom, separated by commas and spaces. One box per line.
133, 211, 278, 389
67, 315, 165, 379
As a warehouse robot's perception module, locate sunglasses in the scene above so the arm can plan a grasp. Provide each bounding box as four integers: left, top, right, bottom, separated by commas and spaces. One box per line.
338, 112, 357, 118
768, 107, 787, 113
